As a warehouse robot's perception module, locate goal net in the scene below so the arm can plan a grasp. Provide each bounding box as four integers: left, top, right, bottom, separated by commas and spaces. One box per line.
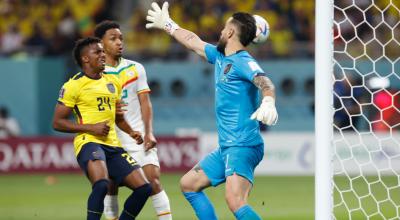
332, 0, 400, 219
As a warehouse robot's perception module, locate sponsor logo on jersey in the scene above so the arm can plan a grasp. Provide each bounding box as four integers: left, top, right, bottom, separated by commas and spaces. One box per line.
106, 83, 115, 93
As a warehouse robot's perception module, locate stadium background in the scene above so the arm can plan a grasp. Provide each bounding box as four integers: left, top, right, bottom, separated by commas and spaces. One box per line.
0, 0, 398, 219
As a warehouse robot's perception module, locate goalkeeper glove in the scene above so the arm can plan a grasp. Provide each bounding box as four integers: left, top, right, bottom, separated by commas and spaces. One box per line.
250, 96, 278, 126
146, 2, 179, 35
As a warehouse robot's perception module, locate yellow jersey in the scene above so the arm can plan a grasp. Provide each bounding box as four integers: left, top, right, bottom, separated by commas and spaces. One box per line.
58, 72, 122, 156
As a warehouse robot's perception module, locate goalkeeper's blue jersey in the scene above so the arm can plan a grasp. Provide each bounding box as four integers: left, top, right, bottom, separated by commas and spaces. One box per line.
204, 44, 265, 148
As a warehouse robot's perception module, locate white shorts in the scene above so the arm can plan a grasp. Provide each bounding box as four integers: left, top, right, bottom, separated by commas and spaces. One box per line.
128, 147, 160, 167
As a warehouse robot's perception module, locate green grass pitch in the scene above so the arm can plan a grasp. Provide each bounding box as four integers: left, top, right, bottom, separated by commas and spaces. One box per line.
0, 174, 313, 220
0, 174, 397, 219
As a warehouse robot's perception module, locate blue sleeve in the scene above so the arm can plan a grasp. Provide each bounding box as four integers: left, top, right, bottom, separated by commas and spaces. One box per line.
237, 58, 266, 82
204, 44, 219, 64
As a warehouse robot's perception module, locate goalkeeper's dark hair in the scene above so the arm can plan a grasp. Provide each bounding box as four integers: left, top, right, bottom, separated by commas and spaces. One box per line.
72, 37, 101, 67
231, 12, 257, 46
94, 20, 120, 39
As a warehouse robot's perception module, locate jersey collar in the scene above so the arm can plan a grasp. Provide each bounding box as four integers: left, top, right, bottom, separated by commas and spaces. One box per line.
224, 50, 246, 58
105, 57, 122, 68
83, 72, 103, 80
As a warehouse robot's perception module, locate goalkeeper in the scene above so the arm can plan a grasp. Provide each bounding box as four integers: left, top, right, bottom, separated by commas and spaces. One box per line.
146, 2, 278, 220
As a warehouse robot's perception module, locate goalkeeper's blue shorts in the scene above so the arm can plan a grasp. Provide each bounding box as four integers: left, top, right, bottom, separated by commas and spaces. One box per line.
200, 144, 264, 186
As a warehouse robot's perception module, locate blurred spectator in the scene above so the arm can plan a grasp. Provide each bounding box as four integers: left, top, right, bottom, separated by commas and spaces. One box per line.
333, 74, 364, 131
25, 22, 49, 55
58, 9, 77, 38
291, 1, 313, 42
0, 106, 20, 138
269, 17, 294, 57
1, 25, 23, 56
373, 90, 400, 131
46, 9, 78, 56
368, 77, 400, 131
68, 0, 105, 36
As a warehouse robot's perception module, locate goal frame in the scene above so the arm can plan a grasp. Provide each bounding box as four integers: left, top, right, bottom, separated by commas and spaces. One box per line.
315, 0, 334, 219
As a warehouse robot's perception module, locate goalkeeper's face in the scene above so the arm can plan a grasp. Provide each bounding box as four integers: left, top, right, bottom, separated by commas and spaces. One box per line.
217, 37, 227, 54
102, 28, 123, 58
217, 18, 235, 54
217, 25, 229, 54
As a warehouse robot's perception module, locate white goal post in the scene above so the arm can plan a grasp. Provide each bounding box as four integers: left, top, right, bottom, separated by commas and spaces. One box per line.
315, 0, 334, 219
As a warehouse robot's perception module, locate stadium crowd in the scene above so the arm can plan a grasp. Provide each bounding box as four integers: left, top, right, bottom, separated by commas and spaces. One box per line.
1, 0, 398, 61
0, 0, 107, 57
0, 0, 314, 60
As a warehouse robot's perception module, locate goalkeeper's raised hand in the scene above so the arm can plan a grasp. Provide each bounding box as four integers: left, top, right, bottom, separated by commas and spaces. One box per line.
146, 2, 179, 35
251, 96, 278, 126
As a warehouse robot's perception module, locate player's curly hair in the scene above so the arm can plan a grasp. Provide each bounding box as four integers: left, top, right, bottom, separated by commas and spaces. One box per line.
72, 37, 101, 67
94, 20, 120, 39
231, 12, 257, 47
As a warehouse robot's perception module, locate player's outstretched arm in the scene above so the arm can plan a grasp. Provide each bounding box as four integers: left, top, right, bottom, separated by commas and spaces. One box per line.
145, 2, 207, 58
52, 103, 110, 136
115, 114, 144, 144
250, 75, 278, 126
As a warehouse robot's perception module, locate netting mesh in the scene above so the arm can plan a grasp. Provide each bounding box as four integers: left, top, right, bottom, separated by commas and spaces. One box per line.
333, 0, 400, 219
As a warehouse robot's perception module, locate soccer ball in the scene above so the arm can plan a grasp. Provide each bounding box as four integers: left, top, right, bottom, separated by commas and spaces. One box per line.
253, 15, 270, 44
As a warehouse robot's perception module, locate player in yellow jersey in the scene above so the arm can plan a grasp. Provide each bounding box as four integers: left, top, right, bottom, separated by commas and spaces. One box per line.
94, 20, 173, 220
53, 37, 151, 220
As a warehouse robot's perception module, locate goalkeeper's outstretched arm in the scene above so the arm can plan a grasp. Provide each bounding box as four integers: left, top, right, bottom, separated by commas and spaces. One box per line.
172, 29, 207, 58
145, 2, 207, 58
